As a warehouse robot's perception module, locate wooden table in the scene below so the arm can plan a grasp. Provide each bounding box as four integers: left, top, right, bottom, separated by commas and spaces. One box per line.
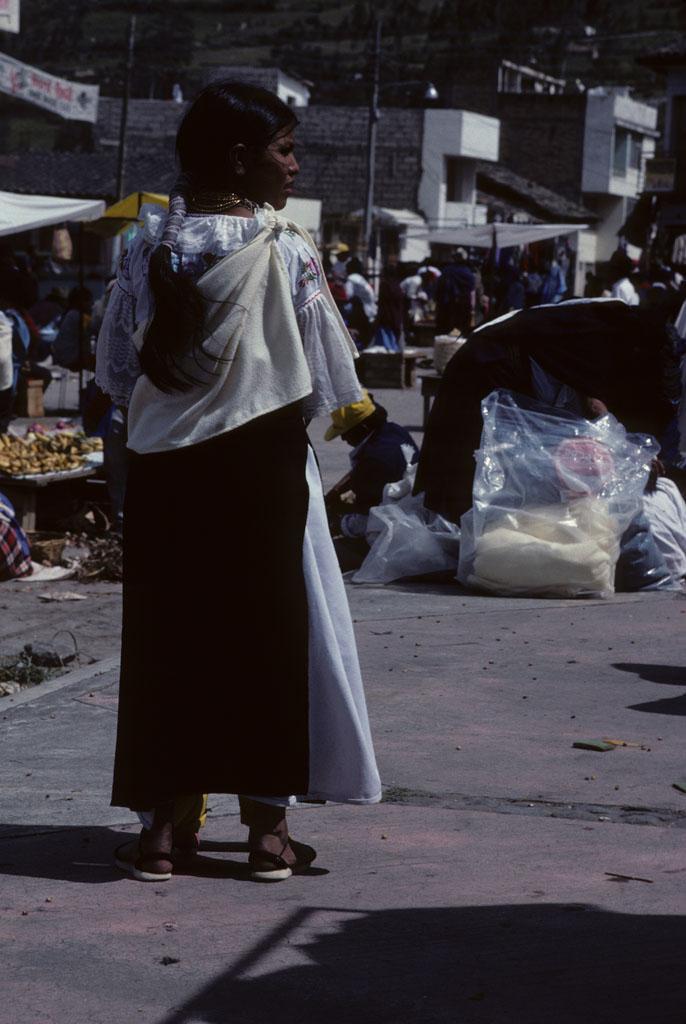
401, 346, 431, 388
1, 465, 96, 531
418, 371, 442, 428
358, 347, 432, 389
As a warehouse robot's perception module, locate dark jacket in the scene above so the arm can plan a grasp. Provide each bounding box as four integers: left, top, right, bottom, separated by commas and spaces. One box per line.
350, 422, 419, 512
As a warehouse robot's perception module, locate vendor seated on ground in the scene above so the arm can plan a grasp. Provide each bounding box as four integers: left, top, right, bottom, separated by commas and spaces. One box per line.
325, 391, 419, 571
0, 490, 32, 580
642, 459, 686, 585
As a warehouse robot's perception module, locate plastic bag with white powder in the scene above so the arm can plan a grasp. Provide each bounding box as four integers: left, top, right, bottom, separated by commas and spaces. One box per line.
457, 390, 658, 598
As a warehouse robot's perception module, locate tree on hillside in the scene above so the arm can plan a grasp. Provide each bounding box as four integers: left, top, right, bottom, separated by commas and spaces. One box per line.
130, 12, 195, 98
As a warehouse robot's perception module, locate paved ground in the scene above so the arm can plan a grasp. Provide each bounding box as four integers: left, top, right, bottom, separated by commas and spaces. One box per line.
1, 386, 685, 1023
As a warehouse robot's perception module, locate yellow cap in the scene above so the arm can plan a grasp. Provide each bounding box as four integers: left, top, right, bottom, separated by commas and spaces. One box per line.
325, 391, 375, 441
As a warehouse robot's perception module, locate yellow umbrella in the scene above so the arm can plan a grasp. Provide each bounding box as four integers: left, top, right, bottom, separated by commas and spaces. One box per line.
87, 191, 168, 238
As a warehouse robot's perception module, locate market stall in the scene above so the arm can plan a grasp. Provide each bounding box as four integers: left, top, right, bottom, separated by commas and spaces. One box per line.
86, 191, 168, 239
428, 222, 589, 250
0, 428, 103, 530
0, 190, 105, 237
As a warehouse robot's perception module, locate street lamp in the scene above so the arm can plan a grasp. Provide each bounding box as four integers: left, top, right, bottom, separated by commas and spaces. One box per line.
362, 18, 438, 275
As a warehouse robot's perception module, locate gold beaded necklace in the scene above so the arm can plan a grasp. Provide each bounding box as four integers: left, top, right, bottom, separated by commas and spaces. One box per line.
187, 189, 258, 215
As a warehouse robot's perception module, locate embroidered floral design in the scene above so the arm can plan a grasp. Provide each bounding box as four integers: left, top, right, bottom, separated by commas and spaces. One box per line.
297, 257, 320, 290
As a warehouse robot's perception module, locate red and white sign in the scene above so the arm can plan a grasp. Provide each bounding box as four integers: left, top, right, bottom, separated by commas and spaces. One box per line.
0, 0, 19, 34
0, 51, 98, 122
554, 438, 615, 498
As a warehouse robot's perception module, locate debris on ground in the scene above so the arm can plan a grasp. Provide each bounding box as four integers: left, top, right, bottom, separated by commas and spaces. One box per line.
572, 739, 616, 752
73, 533, 123, 583
37, 591, 88, 602
24, 642, 77, 668
605, 871, 653, 884
601, 737, 644, 748
672, 779, 686, 795
0, 639, 79, 696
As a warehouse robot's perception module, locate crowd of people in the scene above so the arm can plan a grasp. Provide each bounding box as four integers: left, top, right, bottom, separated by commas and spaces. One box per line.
323, 235, 686, 361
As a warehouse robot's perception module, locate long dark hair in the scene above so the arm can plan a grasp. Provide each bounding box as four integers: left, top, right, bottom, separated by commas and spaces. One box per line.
140, 80, 297, 393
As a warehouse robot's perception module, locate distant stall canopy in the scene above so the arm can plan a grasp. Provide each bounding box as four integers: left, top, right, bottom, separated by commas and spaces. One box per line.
0, 190, 106, 237
283, 197, 322, 237
429, 222, 590, 249
87, 192, 169, 239
350, 206, 430, 261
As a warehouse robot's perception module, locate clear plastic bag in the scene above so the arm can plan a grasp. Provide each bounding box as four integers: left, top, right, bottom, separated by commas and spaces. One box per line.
457, 390, 659, 598
353, 492, 461, 584
616, 511, 676, 592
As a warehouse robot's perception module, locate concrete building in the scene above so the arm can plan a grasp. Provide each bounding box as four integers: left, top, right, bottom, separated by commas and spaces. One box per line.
638, 45, 686, 258
292, 104, 500, 260
579, 88, 658, 267
198, 66, 312, 108
80, 89, 501, 264
417, 109, 499, 232
496, 73, 659, 284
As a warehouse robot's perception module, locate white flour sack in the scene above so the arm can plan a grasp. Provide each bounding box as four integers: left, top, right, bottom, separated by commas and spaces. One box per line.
457, 390, 658, 598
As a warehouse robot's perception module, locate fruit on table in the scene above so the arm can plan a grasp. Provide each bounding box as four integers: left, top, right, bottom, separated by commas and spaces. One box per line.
0, 431, 103, 476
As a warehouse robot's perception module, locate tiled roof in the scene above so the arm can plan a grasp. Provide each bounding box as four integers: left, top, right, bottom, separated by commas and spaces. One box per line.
637, 43, 686, 71
0, 151, 176, 202
476, 162, 597, 223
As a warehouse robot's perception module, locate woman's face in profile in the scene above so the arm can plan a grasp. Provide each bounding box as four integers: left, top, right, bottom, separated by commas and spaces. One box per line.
249, 127, 300, 210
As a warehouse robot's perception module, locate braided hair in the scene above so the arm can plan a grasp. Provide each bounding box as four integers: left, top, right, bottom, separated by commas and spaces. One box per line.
141, 80, 297, 393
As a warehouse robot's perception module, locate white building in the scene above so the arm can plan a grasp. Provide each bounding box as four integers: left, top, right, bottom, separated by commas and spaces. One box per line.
418, 108, 500, 232
200, 66, 311, 108
579, 88, 659, 267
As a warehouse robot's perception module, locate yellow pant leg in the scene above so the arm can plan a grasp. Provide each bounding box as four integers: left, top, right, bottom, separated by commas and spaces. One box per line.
172, 794, 207, 835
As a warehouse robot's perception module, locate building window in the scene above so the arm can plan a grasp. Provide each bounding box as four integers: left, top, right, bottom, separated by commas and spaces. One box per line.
446, 157, 467, 202
628, 134, 642, 170
614, 128, 643, 176
613, 128, 629, 176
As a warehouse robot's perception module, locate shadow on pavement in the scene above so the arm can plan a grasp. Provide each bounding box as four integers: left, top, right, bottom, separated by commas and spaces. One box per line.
0, 825, 129, 883
612, 662, 686, 686
627, 693, 686, 716
152, 903, 685, 1024
611, 663, 686, 716
0, 826, 328, 884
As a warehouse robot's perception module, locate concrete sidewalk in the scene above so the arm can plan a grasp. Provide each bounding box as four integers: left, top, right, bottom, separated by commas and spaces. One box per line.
2, 385, 685, 1022
2, 583, 685, 1024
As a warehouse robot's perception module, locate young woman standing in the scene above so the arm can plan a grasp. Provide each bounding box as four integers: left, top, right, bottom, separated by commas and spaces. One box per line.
96, 81, 381, 882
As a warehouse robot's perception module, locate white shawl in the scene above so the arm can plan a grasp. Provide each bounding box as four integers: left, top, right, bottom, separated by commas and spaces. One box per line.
126, 207, 357, 455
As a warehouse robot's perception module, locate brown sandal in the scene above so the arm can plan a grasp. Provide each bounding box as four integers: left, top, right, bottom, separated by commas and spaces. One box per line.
115, 811, 174, 882
249, 838, 317, 882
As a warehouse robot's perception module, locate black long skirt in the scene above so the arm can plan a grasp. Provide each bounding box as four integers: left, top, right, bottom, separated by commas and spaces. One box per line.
111, 404, 310, 811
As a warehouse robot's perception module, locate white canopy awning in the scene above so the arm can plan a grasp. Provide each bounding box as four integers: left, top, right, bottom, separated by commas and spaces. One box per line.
283, 197, 322, 235
349, 206, 430, 261
429, 222, 589, 249
0, 190, 106, 237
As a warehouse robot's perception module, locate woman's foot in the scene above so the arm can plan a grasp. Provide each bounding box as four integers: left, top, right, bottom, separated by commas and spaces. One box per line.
239, 796, 316, 882
248, 837, 317, 882
133, 823, 174, 881
114, 828, 199, 878
114, 802, 174, 882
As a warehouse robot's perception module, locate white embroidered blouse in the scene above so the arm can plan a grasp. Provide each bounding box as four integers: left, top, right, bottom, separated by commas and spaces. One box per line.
95, 205, 362, 424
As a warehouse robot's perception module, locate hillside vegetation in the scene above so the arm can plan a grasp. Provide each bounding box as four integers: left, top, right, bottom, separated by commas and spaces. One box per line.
3, 0, 684, 103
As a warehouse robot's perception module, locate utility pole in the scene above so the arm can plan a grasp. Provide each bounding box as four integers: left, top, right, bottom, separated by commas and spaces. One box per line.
115, 13, 136, 201
363, 15, 381, 277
